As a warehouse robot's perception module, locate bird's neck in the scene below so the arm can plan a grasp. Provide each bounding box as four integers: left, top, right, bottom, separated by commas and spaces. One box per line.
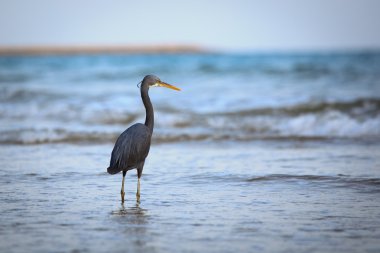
141, 87, 154, 133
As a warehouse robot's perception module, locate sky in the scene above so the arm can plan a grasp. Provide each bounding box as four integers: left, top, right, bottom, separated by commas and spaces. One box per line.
0, 0, 380, 52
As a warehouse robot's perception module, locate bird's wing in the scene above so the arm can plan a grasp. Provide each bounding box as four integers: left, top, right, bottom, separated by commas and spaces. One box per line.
108, 123, 151, 174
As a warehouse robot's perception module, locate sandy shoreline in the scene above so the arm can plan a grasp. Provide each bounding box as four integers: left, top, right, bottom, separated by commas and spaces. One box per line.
0, 44, 206, 56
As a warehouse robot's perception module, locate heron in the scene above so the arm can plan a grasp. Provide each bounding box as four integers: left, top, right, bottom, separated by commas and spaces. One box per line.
107, 75, 180, 203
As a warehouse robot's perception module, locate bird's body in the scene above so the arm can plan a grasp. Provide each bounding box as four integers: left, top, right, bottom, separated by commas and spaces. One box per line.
107, 123, 151, 175
107, 75, 180, 203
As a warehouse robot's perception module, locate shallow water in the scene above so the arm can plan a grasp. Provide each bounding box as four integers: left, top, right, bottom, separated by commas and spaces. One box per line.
1, 52, 380, 252
1, 142, 380, 253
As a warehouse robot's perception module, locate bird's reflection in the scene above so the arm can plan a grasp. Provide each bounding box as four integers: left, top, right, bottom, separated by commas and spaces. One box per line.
110, 204, 153, 249
112, 203, 147, 218
112, 203, 149, 227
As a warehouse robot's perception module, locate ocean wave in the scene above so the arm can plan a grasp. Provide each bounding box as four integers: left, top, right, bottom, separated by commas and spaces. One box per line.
1, 98, 379, 145
0, 87, 67, 103
0, 127, 378, 145
169, 99, 380, 139
92, 98, 380, 127
0, 128, 118, 145
0, 128, 211, 145
214, 98, 380, 117
246, 174, 380, 191
0, 70, 41, 83
183, 173, 380, 193
205, 110, 380, 138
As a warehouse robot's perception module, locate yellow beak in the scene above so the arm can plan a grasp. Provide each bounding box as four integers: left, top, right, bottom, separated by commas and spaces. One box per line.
157, 81, 181, 91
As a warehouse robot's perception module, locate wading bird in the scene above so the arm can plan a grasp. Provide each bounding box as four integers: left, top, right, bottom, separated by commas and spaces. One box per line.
107, 75, 180, 203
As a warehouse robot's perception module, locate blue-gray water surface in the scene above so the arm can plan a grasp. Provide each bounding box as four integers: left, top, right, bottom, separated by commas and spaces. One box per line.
1, 52, 380, 252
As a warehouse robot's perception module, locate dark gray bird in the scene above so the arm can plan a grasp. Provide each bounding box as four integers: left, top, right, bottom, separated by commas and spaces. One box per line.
107, 75, 180, 203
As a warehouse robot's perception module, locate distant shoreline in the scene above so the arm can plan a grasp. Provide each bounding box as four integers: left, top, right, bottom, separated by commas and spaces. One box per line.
0, 45, 379, 56
0, 45, 207, 56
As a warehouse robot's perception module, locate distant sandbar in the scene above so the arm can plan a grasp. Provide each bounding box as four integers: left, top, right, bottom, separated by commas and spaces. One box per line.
0, 45, 207, 56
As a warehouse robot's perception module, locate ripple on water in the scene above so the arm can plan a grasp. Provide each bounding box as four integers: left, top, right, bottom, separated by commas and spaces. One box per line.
1, 140, 380, 253
110, 205, 148, 217
246, 174, 380, 191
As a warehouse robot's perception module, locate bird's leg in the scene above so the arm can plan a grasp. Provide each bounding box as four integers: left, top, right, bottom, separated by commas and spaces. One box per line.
136, 177, 141, 203
136, 167, 143, 203
121, 170, 127, 203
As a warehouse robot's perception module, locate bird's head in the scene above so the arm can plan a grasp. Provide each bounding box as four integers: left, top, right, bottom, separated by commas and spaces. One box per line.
140, 75, 181, 91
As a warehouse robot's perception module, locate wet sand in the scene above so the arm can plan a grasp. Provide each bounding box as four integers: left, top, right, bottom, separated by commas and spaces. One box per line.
1, 141, 379, 253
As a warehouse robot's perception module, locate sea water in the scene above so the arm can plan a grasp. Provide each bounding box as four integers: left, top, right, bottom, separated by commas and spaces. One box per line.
0, 52, 380, 252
